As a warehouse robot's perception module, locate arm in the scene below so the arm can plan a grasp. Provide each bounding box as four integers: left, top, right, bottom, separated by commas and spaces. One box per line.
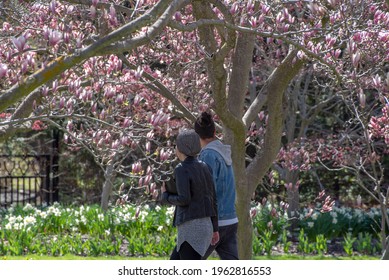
207, 164, 219, 245
204, 162, 218, 232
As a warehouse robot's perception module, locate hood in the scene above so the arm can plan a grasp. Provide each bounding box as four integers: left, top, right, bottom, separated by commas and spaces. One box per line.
203, 140, 233, 165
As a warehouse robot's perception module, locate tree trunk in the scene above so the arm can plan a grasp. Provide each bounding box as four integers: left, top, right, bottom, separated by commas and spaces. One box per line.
285, 171, 300, 232
287, 188, 300, 232
236, 180, 253, 259
101, 161, 116, 211
381, 236, 389, 260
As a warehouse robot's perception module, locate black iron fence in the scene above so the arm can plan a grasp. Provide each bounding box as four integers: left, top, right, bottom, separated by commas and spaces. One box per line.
0, 154, 58, 208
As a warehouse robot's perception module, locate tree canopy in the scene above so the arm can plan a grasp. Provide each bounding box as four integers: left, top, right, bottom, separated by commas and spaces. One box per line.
1, 0, 388, 259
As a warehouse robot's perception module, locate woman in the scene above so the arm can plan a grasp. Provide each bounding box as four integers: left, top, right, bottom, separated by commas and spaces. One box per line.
161, 129, 219, 260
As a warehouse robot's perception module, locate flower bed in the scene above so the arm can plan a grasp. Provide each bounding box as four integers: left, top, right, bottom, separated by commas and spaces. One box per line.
0, 202, 386, 257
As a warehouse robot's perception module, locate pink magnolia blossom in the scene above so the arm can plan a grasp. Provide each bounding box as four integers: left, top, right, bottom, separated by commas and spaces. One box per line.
49, 0, 57, 14
0, 64, 8, 79
2, 22, 11, 32
261, 4, 270, 15
174, 12, 182, 22
111, 139, 120, 150
230, 2, 239, 15
32, 120, 46, 131
351, 51, 361, 68
250, 207, 257, 218
12, 35, 27, 52
160, 148, 171, 161
48, 30, 62, 46
132, 161, 142, 174
249, 17, 258, 28
90, 6, 97, 18
109, 5, 118, 27
145, 141, 151, 154
358, 89, 366, 108
372, 74, 382, 88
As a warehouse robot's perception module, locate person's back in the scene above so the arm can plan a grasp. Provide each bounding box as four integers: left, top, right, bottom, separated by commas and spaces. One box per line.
161, 129, 219, 260
200, 140, 237, 224
194, 112, 239, 260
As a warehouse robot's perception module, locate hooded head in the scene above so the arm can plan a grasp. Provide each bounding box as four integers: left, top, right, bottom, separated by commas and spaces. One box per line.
176, 129, 201, 157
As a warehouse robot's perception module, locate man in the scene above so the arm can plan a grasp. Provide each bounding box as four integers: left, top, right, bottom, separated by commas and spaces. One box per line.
194, 111, 239, 260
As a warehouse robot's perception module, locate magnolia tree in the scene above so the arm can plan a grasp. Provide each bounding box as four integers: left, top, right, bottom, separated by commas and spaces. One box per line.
0, 0, 388, 259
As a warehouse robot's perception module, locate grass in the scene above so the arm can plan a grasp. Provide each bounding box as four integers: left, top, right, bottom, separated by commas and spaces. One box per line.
1, 255, 163, 260
0, 254, 380, 260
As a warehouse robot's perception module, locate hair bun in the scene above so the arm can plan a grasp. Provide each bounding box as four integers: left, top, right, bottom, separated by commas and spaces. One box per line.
200, 112, 212, 127
194, 111, 215, 139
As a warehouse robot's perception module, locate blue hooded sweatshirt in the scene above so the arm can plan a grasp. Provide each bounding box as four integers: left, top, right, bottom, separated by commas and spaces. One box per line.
199, 140, 238, 226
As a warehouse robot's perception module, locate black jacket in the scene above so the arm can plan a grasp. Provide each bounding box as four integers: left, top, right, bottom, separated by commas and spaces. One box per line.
162, 156, 218, 232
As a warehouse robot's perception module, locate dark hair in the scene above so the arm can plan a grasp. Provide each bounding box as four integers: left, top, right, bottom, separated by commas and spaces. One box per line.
194, 111, 215, 139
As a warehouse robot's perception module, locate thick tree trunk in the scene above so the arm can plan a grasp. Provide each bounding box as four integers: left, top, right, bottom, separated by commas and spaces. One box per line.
236, 181, 253, 259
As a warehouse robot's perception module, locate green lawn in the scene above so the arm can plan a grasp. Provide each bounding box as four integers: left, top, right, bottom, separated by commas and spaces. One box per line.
1, 254, 379, 260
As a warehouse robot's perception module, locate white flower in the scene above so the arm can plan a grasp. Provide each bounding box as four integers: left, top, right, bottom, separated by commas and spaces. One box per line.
23, 203, 34, 211
123, 213, 132, 222
105, 229, 111, 235
332, 218, 338, 224
307, 222, 314, 228
14, 222, 23, 230
157, 225, 163, 231
139, 210, 148, 222
98, 213, 104, 221
54, 208, 61, 217
39, 211, 48, 219
9, 216, 16, 224
23, 215, 36, 226
166, 206, 175, 215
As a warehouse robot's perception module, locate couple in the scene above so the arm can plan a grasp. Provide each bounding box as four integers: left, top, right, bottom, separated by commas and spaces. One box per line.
161, 112, 239, 260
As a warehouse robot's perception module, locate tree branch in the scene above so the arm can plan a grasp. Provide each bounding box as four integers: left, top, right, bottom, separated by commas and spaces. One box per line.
246, 49, 305, 189
118, 54, 196, 124
0, 0, 181, 113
